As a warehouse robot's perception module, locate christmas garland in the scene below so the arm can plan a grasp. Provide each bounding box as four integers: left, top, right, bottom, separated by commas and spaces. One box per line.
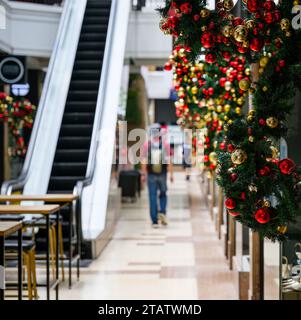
167, 47, 250, 172
159, 0, 293, 63
0, 92, 36, 157
160, 1, 301, 240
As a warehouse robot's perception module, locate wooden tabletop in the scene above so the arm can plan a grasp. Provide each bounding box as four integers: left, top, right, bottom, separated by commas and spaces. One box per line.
0, 205, 60, 215
0, 221, 22, 237
0, 194, 78, 203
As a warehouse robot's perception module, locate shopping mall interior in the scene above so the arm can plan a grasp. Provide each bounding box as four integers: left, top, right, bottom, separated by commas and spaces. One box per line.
0, 0, 301, 302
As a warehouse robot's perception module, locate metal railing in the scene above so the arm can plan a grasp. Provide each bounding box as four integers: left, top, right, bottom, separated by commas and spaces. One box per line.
73, 0, 118, 241
9, 0, 64, 5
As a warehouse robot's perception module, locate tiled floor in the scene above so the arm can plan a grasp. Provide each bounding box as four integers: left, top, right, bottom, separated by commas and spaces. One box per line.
41, 171, 237, 300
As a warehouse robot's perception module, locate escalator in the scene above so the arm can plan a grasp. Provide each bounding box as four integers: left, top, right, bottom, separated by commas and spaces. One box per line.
1, 0, 131, 259
48, 0, 111, 194
37, 0, 112, 254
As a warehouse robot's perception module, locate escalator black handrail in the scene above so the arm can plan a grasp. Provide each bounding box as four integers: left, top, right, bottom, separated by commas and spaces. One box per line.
1, 0, 73, 195
73, 0, 118, 241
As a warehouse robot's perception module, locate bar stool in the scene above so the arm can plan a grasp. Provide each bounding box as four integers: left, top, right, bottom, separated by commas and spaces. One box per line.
5, 240, 37, 300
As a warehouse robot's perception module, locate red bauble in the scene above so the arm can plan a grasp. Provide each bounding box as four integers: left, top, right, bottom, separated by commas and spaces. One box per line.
209, 21, 215, 30
258, 165, 271, 177
205, 53, 217, 64
278, 158, 296, 175
259, 118, 266, 126
237, 45, 248, 54
228, 144, 235, 153
228, 211, 240, 217
222, 51, 231, 61
225, 198, 236, 210
201, 32, 215, 49
210, 163, 216, 170
247, 0, 261, 13
208, 87, 214, 96
219, 77, 227, 87
263, 0, 276, 11
241, 192, 246, 200
230, 173, 238, 182
193, 14, 200, 21
164, 62, 173, 71
278, 60, 286, 68
255, 208, 271, 224
274, 10, 281, 22
180, 2, 192, 14
250, 37, 264, 52
205, 136, 210, 143
204, 155, 209, 163
220, 142, 226, 150
176, 68, 182, 75
264, 12, 274, 24
233, 17, 243, 26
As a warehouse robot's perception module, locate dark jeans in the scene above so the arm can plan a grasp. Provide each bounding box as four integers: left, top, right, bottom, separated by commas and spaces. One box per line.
147, 173, 167, 224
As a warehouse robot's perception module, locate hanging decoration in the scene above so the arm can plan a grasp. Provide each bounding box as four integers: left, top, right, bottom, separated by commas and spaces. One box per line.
160, 1, 301, 240
0, 92, 36, 157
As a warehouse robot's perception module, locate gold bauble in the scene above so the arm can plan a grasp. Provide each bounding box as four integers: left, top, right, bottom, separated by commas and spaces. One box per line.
259, 67, 264, 74
231, 149, 247, 165
249, 136, 255, 143
248, 110, 255, 116
245, 68, 251, 76
200, 8, 210, 18
286, 31, 292, 37
262, 86, 268, 92
270, 146, 279, 159
224, 115, 229, 121
239, 79, 250, 91
266, 117, 278, 128
263, 200, 271, 208
277, 225, 288, 235
228, 119, 233, 125
259, 56, 269, 68
227, 14, 234, 21
209, 151, 217, 163
223, 0, 234, 10
233, 25, 248, 42
216, 105, 223, 113
242, 40, 249, 48
223, 25, 233, 38
237, 97, 244, 106
191, 86, 198, 95
247, 115, 254, 123
280, 18, 290, 31
224, 104, 231, 113
201, 26, 208, 32
245, 19, 255, 29
235, 107, 241, 115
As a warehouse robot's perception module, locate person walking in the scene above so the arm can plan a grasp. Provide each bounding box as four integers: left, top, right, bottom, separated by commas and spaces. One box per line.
141, 124, 173, 228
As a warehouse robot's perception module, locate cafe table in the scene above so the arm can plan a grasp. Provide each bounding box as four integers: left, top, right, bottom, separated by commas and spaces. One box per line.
0, 205, 60, 300
0, 221, 23, 300
0, 194, 80, 289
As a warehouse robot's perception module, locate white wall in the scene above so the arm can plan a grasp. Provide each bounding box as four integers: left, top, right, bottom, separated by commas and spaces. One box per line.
0, 0, 62, 57
0, 1, 172, 62
125, 10, 172, 61
141, 66, 173, 99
